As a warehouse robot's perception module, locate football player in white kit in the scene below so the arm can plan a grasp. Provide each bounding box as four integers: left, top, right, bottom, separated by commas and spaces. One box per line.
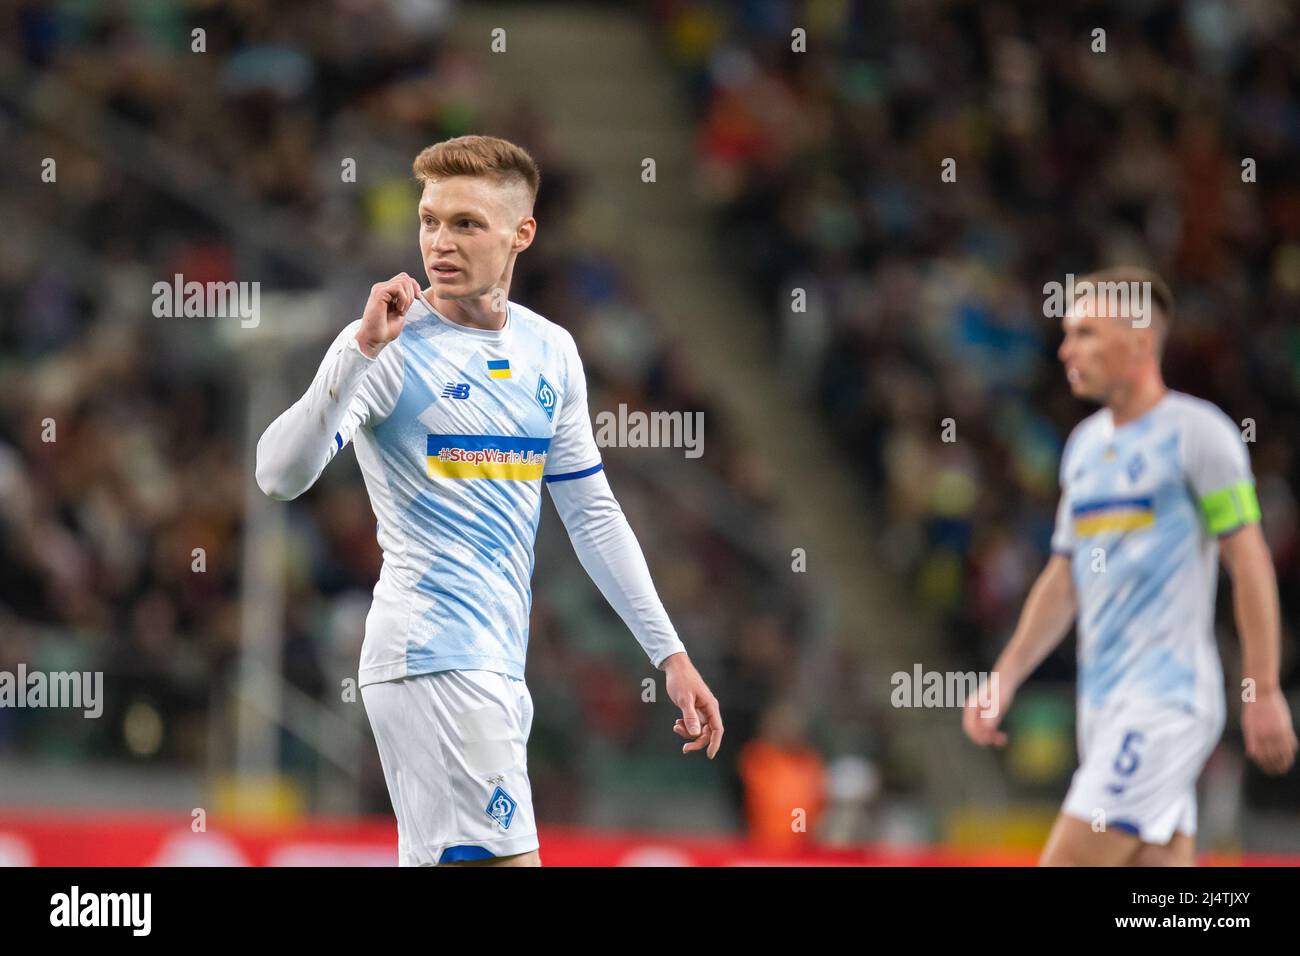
963, 267, 1296, 865
255, 136, 723, 866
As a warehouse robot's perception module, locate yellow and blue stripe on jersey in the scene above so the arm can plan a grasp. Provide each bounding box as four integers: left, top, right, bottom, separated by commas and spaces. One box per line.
486, 359, 511, 379
427, 434, 549, 480
1072, 496, 1155, 537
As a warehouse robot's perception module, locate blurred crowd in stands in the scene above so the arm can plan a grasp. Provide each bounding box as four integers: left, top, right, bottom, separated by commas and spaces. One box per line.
0, 0, 818, 834
653, 0, 1300, 809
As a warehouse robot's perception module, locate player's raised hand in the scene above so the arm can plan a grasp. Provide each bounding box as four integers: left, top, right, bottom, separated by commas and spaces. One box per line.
357, 272, 423, 358
962, 677, 1014, 747
663, 652, 724, 758
1242, 687, 1298, 775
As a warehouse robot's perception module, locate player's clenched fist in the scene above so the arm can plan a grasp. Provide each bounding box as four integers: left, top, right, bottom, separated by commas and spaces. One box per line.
357, 272, 423, 358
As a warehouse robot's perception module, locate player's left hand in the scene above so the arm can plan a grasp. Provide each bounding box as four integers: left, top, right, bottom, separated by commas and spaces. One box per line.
1242, 686, 1298, 775
663, 652, 724, 759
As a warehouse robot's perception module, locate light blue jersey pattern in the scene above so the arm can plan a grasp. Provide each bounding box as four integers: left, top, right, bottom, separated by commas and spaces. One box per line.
1051, 391, 1259, 719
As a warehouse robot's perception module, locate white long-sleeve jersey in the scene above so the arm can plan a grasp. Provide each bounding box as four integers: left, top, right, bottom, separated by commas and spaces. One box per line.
255, 293, 686, 686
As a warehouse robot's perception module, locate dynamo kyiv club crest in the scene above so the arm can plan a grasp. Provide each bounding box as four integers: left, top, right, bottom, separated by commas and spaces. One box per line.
486, 785, 517, 829
535, 374, 556, 421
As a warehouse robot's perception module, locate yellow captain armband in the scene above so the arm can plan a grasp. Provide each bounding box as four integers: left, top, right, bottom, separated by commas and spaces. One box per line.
1200, 479, 1261, 536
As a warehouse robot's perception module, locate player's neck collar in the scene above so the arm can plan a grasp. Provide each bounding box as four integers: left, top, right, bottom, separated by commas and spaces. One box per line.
416, 292, 511, 342
1106, 388, 1171, 434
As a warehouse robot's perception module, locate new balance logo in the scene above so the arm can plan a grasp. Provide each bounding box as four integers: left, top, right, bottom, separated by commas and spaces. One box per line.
441, 383, 471, 400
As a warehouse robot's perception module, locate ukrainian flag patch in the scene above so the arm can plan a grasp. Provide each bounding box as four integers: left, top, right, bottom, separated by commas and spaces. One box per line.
487, 358, 511, 380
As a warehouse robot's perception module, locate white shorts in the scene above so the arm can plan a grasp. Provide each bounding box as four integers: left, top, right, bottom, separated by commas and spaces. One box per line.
1062, 699, 1224, 846
361, 669, 538, 866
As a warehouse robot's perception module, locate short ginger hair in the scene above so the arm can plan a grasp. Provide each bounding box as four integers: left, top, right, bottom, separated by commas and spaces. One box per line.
411, 135, 540, 214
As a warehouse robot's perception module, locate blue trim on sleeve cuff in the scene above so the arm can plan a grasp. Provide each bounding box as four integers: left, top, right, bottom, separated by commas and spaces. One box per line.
334, 432, 343, 450
544, 462, 604, 483
438, 844, 495, 863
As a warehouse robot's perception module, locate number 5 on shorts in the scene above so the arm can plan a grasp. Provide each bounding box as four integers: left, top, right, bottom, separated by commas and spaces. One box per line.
1112, 729, 1144, 776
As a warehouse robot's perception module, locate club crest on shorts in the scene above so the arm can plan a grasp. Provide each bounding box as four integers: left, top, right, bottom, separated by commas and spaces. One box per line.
486, 785, 517, 830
